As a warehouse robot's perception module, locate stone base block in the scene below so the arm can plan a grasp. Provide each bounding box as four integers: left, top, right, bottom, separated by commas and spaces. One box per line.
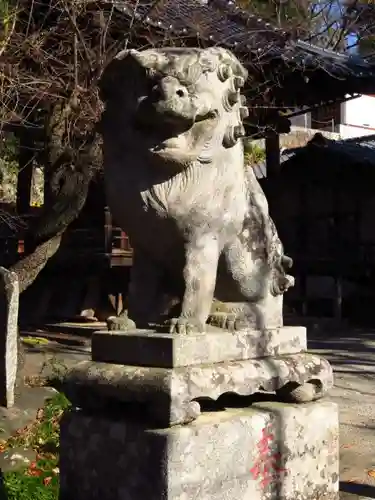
59, 400, 339, 500
63, 352, 333, 426
91, 326, 307, 368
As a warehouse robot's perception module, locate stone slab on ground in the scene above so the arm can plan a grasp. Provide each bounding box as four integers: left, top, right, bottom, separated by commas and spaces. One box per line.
0, 447, 37, 473
42, 322, 107, 337
21, 335, 91, 386
59, 400, 339, 500
0, 386, 57, 442
91, 326, 307, 368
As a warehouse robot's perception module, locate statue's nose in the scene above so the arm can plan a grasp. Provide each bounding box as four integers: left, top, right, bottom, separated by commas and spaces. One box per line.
152, 76, 188, 101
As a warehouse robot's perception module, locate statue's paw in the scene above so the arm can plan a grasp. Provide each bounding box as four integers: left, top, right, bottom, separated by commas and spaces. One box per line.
168, 317, 204, 335
106, 315, 136, 332
271, 272, 295, 296
281, 254, 293, 270
208, 312, 243, 331
276, 381, 324, 403
208, 312, 236, 330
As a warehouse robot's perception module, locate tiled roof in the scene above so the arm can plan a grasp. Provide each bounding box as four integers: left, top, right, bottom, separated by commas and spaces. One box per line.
247, 41, 375, 116
113, 0, 292, 55
111, 1, 375, 128
316, 134, 375, 161
294, 133, 375, 164
112, 1, 375, 73
254, 133, 375, 179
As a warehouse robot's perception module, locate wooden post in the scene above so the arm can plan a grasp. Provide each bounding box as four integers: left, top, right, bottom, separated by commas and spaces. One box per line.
333, 187, 342, 322
334, 277, 342, 323
104, 206, 112, 257
299, 182, 308, 317
264, 133, 281, 232
265, 133, 280, 178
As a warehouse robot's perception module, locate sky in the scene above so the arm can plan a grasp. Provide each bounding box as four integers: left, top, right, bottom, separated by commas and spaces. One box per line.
314, 0, 362, 53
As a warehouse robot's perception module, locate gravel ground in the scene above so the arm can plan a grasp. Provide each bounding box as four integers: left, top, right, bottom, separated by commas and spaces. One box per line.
309, 326, 375, 499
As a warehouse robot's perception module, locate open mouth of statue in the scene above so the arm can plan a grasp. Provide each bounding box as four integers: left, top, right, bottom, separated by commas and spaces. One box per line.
158, 108, 195, 127
136, 100, 218, 130
134, 99, 219, 149
152, 108, 219, 153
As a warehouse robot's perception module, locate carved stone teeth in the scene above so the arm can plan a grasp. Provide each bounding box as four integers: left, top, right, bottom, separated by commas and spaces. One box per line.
240, 95, 247, 106
234, 125, 246, 139
228, 90, 239, 106
233, 76, 245, 89
218, 64, 233, 82
239, 106, 249, 119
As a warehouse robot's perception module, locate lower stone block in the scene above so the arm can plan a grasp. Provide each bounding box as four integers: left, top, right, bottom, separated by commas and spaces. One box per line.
59, 400, 339, 500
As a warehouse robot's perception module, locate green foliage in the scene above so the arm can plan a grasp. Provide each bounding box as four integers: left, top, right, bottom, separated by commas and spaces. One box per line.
0, 0, 17, 48
5, 391, 70, 451
4, 467, 59, 500
3, 392, 71, 500
244, 141, 266, 165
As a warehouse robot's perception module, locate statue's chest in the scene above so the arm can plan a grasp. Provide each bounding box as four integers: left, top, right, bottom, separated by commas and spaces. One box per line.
105, 176, 179, 253
104, 157, 240, 242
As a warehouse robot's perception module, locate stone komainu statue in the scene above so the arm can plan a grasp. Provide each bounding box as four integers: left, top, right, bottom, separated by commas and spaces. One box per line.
99, 47, 294, 333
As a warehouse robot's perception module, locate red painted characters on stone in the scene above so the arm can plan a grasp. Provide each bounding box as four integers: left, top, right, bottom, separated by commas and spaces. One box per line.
250, 421, 288, 489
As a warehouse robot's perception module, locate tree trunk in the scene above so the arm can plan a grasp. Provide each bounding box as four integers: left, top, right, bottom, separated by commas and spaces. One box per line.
10, 234, 62, 293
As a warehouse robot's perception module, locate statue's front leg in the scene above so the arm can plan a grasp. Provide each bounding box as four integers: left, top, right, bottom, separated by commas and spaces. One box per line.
169, 235, 219, 335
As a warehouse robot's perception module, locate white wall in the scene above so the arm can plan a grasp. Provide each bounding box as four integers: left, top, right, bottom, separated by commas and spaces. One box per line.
339, 123, 375, 139
340, 95, 375, 138
287, 96, 375, 139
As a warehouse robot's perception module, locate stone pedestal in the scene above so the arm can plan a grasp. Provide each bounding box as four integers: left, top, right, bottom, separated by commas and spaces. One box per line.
64, 326, 333, 427
60, 325, 337, 499
60, 401, 339, 500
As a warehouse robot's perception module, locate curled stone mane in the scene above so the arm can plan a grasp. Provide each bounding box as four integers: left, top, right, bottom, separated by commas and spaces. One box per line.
99, 46, 250, 152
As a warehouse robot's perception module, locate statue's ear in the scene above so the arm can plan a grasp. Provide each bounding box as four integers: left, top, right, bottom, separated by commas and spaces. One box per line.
99, 50, 144, 102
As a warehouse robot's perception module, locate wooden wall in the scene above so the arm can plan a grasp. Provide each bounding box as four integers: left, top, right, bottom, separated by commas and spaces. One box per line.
261, 150, 375, 323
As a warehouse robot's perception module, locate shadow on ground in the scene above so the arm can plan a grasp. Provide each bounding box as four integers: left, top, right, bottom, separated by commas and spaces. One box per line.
308, 326, 375, 376
307, 324, 375, 496
341, 481, 375, 498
